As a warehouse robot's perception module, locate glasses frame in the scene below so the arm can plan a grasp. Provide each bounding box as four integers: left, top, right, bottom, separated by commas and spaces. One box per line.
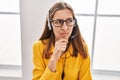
50, 18, 76, 28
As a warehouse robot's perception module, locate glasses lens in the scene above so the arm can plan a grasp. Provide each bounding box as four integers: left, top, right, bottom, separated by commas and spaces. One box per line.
66, 19, 75, 26
52, 19, 63, 27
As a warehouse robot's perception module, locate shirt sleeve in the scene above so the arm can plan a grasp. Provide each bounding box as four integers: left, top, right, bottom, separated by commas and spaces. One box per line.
32, 41, 60, 80
79, 43, 92, 80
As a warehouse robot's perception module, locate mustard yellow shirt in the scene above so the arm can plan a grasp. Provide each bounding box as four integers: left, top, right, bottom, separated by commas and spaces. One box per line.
32, 40, 92, 80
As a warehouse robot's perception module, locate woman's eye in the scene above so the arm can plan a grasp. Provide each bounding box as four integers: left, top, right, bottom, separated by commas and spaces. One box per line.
67, 19, 73, 23
58, 20, 63, 24
54, 21, 60, 24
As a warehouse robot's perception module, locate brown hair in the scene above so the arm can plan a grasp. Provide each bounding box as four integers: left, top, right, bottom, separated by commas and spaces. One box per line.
39, 2, 88, 58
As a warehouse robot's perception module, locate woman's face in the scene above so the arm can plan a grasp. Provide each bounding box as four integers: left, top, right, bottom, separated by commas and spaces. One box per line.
52, 9, 74, 41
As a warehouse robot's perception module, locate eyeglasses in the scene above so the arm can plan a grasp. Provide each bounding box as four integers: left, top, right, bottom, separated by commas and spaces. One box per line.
51, 18, 76, 27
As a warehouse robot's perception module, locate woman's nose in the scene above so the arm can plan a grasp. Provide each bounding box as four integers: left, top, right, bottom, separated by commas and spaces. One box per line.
61, 22, 68, 30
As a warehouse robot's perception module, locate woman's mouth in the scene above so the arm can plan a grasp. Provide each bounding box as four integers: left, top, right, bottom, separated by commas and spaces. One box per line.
60, 33, 68, 38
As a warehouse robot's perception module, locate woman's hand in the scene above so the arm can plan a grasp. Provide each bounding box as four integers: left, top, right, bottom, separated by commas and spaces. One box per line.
52, 38, 68, 60
48, 38, 68, 72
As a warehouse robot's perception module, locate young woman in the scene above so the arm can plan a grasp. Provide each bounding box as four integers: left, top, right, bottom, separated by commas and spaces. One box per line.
32, 2, 92, 80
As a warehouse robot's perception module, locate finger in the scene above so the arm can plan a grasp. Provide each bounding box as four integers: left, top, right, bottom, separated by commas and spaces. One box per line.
59, 39, 68, 43
55, 41, 68, 46
61, 47, 66, 52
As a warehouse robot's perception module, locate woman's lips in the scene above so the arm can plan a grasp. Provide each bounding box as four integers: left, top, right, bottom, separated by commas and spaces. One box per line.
60, 33, 68, 35
60, 33, 68, 37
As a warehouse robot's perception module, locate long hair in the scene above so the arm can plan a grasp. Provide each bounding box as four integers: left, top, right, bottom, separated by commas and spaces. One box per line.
39, 2, 88, 58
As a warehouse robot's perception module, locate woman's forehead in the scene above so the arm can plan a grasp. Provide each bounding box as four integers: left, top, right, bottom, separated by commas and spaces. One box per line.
53, 9, 73, 20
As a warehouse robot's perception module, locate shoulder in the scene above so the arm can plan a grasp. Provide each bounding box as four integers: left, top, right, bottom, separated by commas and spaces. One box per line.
32, 40, 43, 54
33, 39, 49, 47
32, 39, 49, 56
33, 40, 43, 48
